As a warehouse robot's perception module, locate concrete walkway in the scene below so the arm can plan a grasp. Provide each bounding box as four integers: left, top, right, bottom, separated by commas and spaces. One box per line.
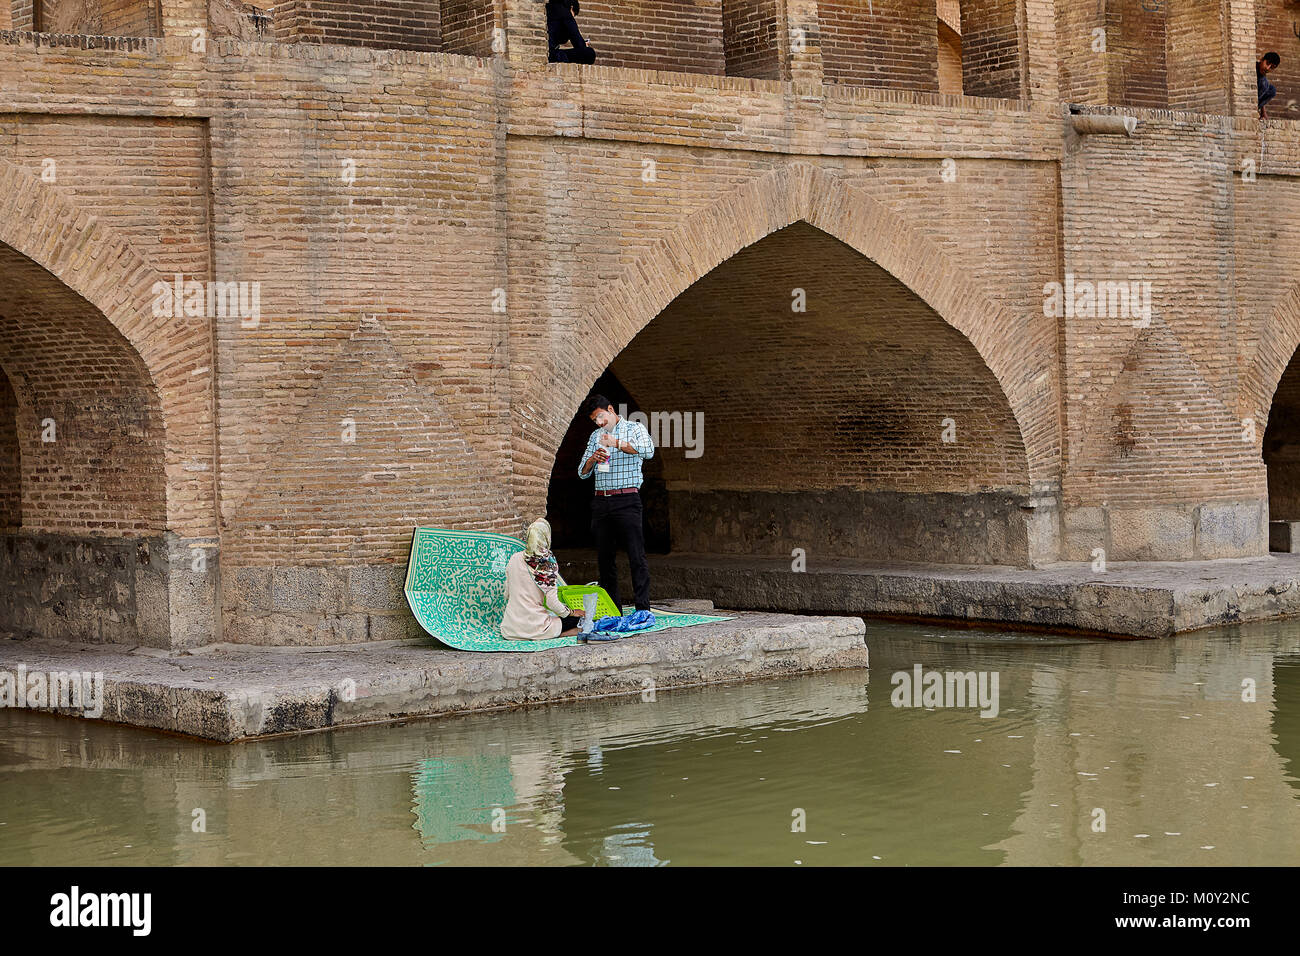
0, 606, 867, 742
557, 551, 1300, 639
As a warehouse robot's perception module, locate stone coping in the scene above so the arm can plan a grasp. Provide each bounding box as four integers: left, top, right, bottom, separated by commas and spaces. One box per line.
0, 609, 867, 742
558, 551, 1300, 639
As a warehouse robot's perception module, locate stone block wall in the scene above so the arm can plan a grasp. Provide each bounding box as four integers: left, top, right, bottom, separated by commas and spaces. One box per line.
0, 531, 216, 648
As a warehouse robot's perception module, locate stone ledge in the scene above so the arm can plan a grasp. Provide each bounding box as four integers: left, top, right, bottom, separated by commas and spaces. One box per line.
558, 551, 1300, 639
0, 611, 867, 742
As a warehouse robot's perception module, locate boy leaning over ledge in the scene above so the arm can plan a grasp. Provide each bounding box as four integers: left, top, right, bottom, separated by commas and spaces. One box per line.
1259, 51, 1281, 120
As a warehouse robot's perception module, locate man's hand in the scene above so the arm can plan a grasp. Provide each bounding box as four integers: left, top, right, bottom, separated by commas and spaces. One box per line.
598, 433, 618, 448
581, 447, 610, 475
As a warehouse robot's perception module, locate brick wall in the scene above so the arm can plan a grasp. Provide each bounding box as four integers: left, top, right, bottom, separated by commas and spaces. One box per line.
159, 0, 205, 35
938, 19, 961, 94
211, 0, 269, 39
819, 0, 939, 92
1166, 0, 1229, 113
0, 372, 19, 531
39, 0, 101, 32
99, 0, 156, 34
0, 245, 167, 536
275, 0, 441, 51
1256, 1, 1295, 118
1056, 2, 1231, 114
27, 0, 158, 34
0, 6, 1294, 645
1055, 0, 1107, 105
722, 0, 781, 79
1106, 0, 1167, 109
10, 0, 32, 29
1265, 348, 1300, 519
565, 0, 725, 75
0, 114, 210, 280
602, 221, 1034, 563
1059, 109, 1266, 561
441, 0, 493, 56
1256, 2, 1293, 63
961, 0, 1020, 99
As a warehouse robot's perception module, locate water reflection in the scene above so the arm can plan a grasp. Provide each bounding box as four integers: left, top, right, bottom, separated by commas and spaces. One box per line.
1, 619, 1298, 865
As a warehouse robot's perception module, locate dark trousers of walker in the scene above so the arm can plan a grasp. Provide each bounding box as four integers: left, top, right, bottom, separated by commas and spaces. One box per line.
591, 491, 651, 613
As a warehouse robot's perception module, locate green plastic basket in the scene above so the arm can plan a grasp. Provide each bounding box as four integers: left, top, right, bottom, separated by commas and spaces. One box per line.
556, 584, 620, 620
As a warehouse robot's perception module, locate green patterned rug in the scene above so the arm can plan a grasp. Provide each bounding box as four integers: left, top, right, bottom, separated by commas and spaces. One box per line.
404, 527, 734, 653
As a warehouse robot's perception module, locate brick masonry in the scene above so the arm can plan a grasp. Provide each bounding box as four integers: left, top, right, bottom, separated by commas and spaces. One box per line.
273, 0, 441, 51
723, 0, 782, 80
2, 3, 1300, 648
570, 0, 725, 75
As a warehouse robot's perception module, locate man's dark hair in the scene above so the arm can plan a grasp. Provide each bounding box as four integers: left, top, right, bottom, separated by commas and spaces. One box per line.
1264, 51, 1281, 68
579, 393, 613, 419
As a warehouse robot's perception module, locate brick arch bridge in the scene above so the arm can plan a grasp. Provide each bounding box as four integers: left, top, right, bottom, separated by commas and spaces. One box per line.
519, 161, 1059, 566
0, 160, 217, 648
528, 162, 1056, 488
4, 0, 1300, 648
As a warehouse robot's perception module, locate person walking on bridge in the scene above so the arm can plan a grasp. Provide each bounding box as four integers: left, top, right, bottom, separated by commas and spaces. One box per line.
547, 0, 597, 65
578, 394, 654, 614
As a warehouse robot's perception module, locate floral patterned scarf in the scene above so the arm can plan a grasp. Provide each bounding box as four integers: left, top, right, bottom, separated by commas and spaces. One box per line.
524, 549, 558, 589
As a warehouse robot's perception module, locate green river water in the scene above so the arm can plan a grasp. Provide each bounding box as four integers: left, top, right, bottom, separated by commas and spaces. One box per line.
2, 619, 1299, 866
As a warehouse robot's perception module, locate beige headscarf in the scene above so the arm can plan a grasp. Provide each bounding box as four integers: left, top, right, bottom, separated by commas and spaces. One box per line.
523, 519, 559, 588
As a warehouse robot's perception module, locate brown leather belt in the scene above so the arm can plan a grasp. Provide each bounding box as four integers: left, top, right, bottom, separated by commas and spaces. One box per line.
594, 487, 638, 497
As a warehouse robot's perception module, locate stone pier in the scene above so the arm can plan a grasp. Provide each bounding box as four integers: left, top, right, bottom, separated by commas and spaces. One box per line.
0, 607, 867, 741
560, 551, 1300, 640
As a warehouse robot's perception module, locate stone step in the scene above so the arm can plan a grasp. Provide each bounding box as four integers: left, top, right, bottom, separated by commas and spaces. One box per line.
1269, 520, 1300, 554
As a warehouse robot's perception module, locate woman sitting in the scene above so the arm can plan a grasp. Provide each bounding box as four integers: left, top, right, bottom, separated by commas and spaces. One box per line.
500, 519, 583, 641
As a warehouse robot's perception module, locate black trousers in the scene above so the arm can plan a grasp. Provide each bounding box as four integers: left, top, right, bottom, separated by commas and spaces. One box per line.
550, 46, 596, 64
591, 492, 651, 612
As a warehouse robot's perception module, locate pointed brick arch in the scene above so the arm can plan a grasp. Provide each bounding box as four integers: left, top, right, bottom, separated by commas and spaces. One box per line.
0, 160, 215, 537
1247, 282, 1300, 430
516, 161, 1059, 512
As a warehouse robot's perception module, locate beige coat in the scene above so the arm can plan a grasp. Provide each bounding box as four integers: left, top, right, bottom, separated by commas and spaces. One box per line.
500, 551, 571, 640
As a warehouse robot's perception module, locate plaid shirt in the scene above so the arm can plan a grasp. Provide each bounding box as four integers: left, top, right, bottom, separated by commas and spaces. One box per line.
579, 417, 655, 491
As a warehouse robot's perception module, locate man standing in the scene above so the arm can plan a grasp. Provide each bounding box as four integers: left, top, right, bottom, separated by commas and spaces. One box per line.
578, 394, 654, 614
1259, 51, 1281, 120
